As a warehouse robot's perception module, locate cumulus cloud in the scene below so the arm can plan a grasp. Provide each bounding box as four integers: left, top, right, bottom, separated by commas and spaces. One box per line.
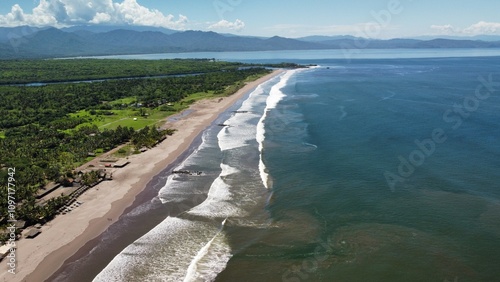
430, 24, 458, 34
208, 19, 245, 31
0, 0, 188, 29
463, 21, 500, 35
431, 21, 500, 35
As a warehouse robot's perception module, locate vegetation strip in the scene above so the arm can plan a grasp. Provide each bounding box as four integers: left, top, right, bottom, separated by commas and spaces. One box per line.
0, 59, 303, 242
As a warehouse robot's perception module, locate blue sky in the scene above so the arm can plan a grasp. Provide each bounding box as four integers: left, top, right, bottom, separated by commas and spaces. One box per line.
1, 0, 500, 38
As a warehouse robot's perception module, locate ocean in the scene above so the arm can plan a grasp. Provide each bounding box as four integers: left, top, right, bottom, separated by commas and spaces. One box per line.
55, 51, 500, 282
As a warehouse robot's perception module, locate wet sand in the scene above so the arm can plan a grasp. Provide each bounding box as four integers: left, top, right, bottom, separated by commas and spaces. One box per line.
0, 70, 283, 282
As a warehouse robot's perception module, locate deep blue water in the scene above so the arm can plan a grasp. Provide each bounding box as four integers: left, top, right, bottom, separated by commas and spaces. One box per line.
217, 57, 500, 282
94, 55, 500, 282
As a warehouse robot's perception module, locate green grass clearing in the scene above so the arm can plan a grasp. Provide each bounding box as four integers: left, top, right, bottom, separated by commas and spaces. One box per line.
66, 74, 268, 133
69, 108, 170, 130
110, 97, 137, 105
87, 92, 218, 130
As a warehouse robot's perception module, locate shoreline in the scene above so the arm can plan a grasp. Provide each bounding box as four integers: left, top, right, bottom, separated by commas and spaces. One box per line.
1, 69, 284, 282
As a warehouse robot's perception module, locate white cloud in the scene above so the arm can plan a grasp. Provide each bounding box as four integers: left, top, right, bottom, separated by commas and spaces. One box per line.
463, 21, 500, 35
112, 0, 187, 29
208, 19, 245, 32
0, 0, 188, 29
431, 21, 500, 36
1, 4, 23, 23
430, 24, 458, 34
90, 12, 111, 24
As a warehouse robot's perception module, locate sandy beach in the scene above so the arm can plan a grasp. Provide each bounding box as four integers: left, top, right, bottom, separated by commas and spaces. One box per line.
1, 69, 283, 282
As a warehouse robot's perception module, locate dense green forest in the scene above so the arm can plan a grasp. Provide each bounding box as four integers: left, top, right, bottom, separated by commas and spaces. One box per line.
0, 59, 301, 85
0, 67, 269, 129
0, 59, 243, 84
0, 59, 278, 240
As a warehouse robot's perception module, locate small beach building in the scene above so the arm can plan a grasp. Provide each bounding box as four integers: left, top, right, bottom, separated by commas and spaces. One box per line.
15, 220, 26, 229
0, 245, 13, 260
36, 182, 62, 199
25, 228, 41, 239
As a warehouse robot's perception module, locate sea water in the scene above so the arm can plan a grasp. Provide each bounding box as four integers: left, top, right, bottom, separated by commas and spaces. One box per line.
95, 55, 500, 282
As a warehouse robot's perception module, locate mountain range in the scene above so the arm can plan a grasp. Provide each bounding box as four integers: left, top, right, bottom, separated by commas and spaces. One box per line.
1, 25, 500, 59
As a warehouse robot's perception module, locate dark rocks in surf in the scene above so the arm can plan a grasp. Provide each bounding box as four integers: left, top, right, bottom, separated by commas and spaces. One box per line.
172, 170, 203, 176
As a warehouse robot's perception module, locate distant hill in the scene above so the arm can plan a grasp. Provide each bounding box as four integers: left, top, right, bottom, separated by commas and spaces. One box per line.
263, 36, 322, 50
410, 35, 500, 42
0, 26, 47, 43
7, 27, 93, 57
413, 38, 496, 48
297, 35, 361, 42
0, 26, 499, 59
61, 24, 177, 35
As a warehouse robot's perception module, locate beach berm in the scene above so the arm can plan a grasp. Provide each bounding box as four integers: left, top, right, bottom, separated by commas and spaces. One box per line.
0, 70, 283, 282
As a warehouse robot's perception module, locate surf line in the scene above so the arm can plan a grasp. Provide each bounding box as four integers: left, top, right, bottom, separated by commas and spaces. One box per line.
256, 69, 304, 189
183, 218, 228, 282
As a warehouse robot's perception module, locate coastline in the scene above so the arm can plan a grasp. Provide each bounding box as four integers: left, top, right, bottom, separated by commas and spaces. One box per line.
1, 69, 284, 282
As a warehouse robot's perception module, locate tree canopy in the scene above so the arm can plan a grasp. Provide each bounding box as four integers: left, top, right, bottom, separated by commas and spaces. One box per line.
0, 59, 273, 239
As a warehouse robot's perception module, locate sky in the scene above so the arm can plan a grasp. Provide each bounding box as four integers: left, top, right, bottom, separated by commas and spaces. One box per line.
0, 0, 500, 38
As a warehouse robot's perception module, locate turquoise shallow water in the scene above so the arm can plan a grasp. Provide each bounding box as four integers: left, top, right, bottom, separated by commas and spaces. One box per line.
90, 54, 500, 282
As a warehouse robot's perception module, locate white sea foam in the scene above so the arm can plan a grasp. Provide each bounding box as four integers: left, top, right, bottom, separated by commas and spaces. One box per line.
379, 91, 396, 101
96, 73, 289, 282
93, 217, 194, 281
257, 69, 303, 189
303, 142, 318, 149
94, 217, 232, 282
183, 219, 229, 282
187, 163, 242, 218
124, 197, 160, 217
158, 124, 222, 204
217, 85, 265, 151
217, 113, 257, 151
196, 129, 212, 151
293, 93, 319, 100
158, 176, 195, 203
220, 163, 240, 177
